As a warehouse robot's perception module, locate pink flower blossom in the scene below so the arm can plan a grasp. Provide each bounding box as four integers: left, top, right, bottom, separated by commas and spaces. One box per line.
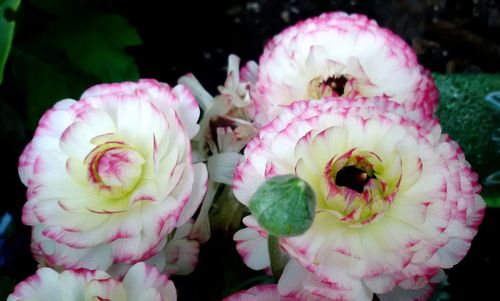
19, 79, 207, 269
233, 98, 484, 300
251, 12, 437, 125
7, 262, 176, 301
107, 219, 200, 277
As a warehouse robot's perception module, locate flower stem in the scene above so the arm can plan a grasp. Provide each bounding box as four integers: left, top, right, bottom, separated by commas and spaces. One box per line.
268, 234, 286, 281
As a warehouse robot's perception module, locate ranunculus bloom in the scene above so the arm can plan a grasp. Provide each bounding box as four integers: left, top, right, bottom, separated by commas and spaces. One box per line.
7, 262, 176, 301
233, 98, 484, 300
19, 79, 207, 269
251, 12, 437, 125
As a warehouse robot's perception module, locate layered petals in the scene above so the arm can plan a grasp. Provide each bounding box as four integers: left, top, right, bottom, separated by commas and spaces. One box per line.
7, 262, 176, 301
107, 219, 200, 277
233, 98, 484, 299
252, 12, 438, 125
19, 79, 207, 268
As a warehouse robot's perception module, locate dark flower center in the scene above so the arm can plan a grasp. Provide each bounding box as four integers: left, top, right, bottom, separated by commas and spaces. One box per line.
335, 165, 373, 193
308, 75, 349, 99
322, 76, 348, 96
323, 149, 400, 226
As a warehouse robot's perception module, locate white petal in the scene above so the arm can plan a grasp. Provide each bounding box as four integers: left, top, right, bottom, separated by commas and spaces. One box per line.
208, 152, 242, 185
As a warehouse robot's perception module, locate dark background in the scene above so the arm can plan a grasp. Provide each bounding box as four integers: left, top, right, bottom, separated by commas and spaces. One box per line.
1, 0, 499, 300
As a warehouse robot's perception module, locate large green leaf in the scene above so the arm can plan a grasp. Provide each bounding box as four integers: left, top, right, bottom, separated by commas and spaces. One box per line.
11, 13, 142, 128
47, 14, 142, 82
0, 0, 21, 84
10, 47, 92, 129
434, 73, 500, 207
434, 73, 500, 173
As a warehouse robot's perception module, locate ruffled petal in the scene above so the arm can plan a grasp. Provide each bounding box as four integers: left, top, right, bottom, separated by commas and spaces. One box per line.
19, 79, 207, 269
233, 98, 483, 300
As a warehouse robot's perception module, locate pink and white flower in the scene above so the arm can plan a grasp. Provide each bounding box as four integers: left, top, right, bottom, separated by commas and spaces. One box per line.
179, 54, 259, 161
7, 262, 176, 301
107, 219, 200, 277
19, 79, 208, 269
252, 12, 438, 125
178, 55, 259, 242
233, 98, 484, 300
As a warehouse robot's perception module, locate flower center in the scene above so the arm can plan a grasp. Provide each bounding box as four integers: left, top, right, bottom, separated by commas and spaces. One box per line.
321, 149, 400, 227
335, 165, 374, 193
85, 141, 145, 198
308, 75, 348, 99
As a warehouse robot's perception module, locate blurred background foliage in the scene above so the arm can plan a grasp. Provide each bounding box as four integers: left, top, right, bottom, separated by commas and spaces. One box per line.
0, 0, 499, 300
6, 0, 142, 129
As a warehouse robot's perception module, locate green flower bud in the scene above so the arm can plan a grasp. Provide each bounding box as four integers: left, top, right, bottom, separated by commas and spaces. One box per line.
249, 174, 316, 237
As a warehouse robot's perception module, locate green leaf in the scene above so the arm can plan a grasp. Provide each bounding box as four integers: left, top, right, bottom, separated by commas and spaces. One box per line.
47, 14, 142, 82
11, 13, 142, 128
249, 174, 316, 237
434, 73, 500, 207
482, 187, 500, 207
434, 73, 500, 184
484, 194, 500, 207
0, 0, 21, 84
10, 47, 92, 129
